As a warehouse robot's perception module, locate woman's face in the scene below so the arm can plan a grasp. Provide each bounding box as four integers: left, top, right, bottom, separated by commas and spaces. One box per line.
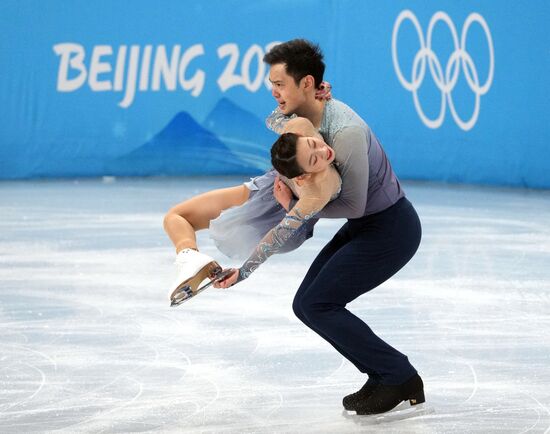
295, 136, 335, 174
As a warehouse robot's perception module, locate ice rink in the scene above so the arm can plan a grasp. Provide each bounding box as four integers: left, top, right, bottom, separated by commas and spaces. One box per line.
1, 177, 549, 433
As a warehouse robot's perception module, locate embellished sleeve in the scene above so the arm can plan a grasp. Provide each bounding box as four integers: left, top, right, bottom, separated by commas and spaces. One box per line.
237, 169, 340, 281
265, 107, 296, 134
238, 195, 328, 282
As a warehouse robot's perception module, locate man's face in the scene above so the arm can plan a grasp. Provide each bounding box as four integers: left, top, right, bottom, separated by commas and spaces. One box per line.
268, 63, 307, 115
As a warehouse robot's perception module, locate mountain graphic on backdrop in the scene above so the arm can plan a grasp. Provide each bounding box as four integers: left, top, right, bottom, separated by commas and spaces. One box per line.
112, 111, 253, 176
202, 98, 277, 171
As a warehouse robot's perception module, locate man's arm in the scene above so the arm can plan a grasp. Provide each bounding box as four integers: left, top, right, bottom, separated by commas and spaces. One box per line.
317, 126, 370, 219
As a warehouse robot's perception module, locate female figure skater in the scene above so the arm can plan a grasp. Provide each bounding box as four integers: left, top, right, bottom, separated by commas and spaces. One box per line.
163, 40, 331, 300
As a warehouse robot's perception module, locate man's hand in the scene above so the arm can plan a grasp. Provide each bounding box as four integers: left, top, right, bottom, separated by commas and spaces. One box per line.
213, 268, 240, 288
273, 175, 293, 211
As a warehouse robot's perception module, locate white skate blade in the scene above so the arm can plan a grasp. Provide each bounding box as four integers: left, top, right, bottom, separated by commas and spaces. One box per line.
170, 269, 234, 307
169, 261, 220, 301
342, 402, 434, 425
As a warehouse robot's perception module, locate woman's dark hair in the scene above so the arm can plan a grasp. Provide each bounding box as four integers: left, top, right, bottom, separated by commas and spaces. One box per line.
264, 39, 325, 89
271, 133, 305, 179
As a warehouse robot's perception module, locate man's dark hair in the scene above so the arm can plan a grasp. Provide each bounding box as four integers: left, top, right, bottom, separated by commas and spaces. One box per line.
271, 133, 305, 179
264, 39, 325, 88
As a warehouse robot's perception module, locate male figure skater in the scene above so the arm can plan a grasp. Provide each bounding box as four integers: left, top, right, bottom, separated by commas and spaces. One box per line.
215, 39, 425, 416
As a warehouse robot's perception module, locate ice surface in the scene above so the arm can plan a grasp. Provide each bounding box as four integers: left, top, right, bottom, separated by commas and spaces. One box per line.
1, 177, 550, 433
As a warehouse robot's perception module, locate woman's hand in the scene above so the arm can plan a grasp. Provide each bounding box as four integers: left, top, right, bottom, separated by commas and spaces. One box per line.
273, 175, 293, 211
315, 81, 332, 101
213, 268, 240, 289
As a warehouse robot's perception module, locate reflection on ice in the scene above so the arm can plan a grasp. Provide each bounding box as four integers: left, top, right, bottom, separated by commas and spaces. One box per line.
1, 177, 549, 433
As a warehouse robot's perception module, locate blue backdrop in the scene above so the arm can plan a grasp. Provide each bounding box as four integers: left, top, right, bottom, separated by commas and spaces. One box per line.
1, 0, 549, 188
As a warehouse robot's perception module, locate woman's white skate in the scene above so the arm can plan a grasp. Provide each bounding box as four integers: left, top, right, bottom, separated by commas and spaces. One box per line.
169, 249, 232, 307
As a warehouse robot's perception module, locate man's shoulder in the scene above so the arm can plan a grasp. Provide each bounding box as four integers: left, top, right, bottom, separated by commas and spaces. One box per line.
323, 99, 369, 137
334, 124, 366, 138
329, 99, 363, 120
330, 98, 355, 112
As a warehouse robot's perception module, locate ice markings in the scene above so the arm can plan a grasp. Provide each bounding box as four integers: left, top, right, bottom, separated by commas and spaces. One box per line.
1, 178, 550, 432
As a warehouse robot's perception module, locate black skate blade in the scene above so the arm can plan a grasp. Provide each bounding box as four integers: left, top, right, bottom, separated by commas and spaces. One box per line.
342, 402, 434, 425
370, 402, 435, 423
170, 269, 235, 307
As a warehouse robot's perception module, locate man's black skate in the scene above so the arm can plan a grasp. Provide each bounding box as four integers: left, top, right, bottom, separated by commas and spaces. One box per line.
354, 373, 425, 415
343, 378, 379, 411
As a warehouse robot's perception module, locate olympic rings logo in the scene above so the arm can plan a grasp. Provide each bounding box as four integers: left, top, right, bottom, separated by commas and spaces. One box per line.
391, 10, 494, 131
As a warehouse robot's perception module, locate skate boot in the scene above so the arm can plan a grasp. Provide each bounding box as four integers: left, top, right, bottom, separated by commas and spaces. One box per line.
343, 378, 379, 411
169, 248, 221, 304
354, 373, 425, 415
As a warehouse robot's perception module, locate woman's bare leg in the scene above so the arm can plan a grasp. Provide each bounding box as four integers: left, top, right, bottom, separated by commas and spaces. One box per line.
163, 185, 250, 253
